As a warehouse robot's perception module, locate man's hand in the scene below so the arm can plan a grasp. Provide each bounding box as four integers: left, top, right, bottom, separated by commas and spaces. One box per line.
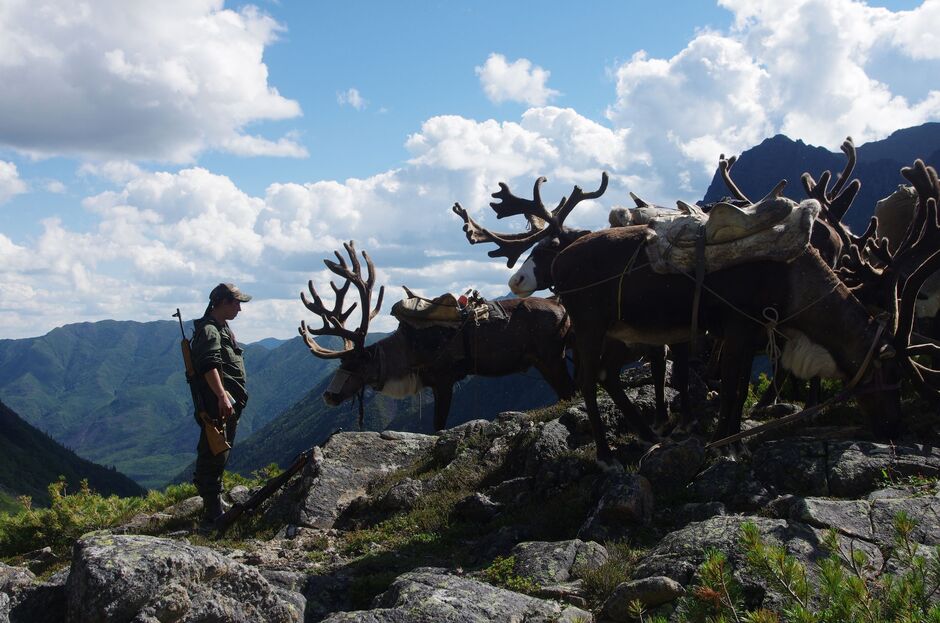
217, 392, 234, 420
204, 368, 233, 420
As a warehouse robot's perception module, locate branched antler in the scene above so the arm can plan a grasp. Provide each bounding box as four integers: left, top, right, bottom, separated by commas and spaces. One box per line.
452, 173, 609, 267
802, 137, 861, 247
298, 241, 385, 359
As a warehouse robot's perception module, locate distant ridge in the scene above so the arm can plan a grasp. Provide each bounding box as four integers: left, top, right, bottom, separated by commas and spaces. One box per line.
0, 399, 144, 507
0, 319, 333, 488
701, 122, 940, 233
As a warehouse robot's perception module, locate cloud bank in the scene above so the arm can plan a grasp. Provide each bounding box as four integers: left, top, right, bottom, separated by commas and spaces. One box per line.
0, 0, 305, 162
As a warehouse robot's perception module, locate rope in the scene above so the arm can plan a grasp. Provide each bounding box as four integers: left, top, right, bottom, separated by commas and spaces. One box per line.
664, 256, 844, 343
763, 306, 782, 403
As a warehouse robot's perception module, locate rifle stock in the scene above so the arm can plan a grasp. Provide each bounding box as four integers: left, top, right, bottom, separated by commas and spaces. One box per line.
214, 448, 314, 534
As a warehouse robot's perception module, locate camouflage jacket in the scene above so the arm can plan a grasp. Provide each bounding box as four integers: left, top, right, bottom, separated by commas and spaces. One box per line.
191, 317, 248, 408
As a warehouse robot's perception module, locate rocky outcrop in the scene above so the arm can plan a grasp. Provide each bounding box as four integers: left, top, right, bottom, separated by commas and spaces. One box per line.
66, 533, 304, 622
510, 539, 608, 585
10, 377, 940, 623
319, 569, 593, 622
295, 431, 436, 528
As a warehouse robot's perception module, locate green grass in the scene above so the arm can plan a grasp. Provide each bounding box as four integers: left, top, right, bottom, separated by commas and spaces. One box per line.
0, 466, 283, 561
576, 541, 645, 610
481, 555, 538, 594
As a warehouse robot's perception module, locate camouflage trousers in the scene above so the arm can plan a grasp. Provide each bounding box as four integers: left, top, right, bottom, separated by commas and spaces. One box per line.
192, 405, 241, 498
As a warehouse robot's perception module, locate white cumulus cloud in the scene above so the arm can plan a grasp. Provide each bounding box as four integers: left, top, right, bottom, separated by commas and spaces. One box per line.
0, 0, 305, 162
0, 161, 28, 203
476, 53, 560, 106
606, 0, 940, 195
338, 88, 367, 110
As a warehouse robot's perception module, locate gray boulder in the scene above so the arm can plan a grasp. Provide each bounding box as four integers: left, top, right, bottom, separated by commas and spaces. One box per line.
752, 439, 829, 496
753, 439, 940, 499
66, 533, 304, 622
870, 496, 940, 547
689, 457, 770, 511
295, 431, 436, 528
600, 576, 685, 621
635, 516, 822, 585
0, 564, 33, 595
319, 569, 592, 622
510, 539, 608, 585
790, 498, 874, 540
377, 478, 425, 512
579, 473, 654, 541
638, 438, 705, 497
827, 441, 940, 497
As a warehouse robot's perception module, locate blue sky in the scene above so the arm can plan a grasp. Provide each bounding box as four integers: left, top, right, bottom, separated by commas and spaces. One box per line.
0, 0, 937, 342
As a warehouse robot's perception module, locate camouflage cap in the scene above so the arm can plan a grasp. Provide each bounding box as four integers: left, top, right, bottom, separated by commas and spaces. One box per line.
210, 282, 252, 304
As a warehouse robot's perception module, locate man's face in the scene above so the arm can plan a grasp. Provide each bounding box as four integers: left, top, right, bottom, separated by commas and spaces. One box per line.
217, 297, 242, 320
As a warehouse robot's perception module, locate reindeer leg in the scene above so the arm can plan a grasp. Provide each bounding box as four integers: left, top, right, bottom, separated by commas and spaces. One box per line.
669, 343, 694, 433
647, 345, 670, 434
533, 357, 576, 402
807, 377, 821, 407
713, 331, 757, 446
574, 333, 617, 467
431, 384, 453, 431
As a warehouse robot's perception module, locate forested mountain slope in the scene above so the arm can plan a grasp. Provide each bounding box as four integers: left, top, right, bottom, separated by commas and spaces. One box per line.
0, 400, 144, 507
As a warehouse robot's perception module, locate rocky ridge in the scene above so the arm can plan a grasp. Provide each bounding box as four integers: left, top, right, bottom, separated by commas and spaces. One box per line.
3, 369, 940, 622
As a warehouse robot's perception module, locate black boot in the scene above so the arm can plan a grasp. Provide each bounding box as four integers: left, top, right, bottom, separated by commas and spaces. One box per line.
201, 494, 224, 526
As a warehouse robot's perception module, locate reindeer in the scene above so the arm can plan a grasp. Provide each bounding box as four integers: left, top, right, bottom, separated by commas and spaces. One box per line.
298, 241, 577, 431
453, 176, 691, 443
709, 138, 860, 406
456, 172, 940, 464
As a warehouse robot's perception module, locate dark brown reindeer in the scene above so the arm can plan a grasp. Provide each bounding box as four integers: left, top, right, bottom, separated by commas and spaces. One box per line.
453, 175, 691, 443
457, 172, 940, 464
713, 138, 861, 406
298, 241, 576, 431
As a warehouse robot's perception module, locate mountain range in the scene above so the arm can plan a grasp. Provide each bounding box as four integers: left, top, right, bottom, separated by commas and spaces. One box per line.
0, 320, 333, 489
701, 122, 940, 233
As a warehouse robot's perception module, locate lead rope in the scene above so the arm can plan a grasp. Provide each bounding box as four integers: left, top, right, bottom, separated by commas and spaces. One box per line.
763, 306, 782, 404
707, 318, 888, 448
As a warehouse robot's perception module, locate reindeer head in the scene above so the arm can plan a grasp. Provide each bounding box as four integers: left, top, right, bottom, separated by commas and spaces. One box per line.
453, 173, 608, 297
298, 241, 385, 406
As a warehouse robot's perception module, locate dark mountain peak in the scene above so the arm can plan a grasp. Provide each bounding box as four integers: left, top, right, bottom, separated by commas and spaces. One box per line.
702, 122, 939, 233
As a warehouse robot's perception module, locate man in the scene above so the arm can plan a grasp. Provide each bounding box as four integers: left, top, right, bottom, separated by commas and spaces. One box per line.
191, 282, 251, 524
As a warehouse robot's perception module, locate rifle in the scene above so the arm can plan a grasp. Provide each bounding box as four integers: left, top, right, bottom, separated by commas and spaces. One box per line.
174, 309, 230, 456
214, 447, 314, 534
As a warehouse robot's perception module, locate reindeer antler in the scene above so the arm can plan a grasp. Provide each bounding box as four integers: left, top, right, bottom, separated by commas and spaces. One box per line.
298, 241, 385, 359
452, 172, 609, 268
897, 223, 940, 396
801, 136, 861, 247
